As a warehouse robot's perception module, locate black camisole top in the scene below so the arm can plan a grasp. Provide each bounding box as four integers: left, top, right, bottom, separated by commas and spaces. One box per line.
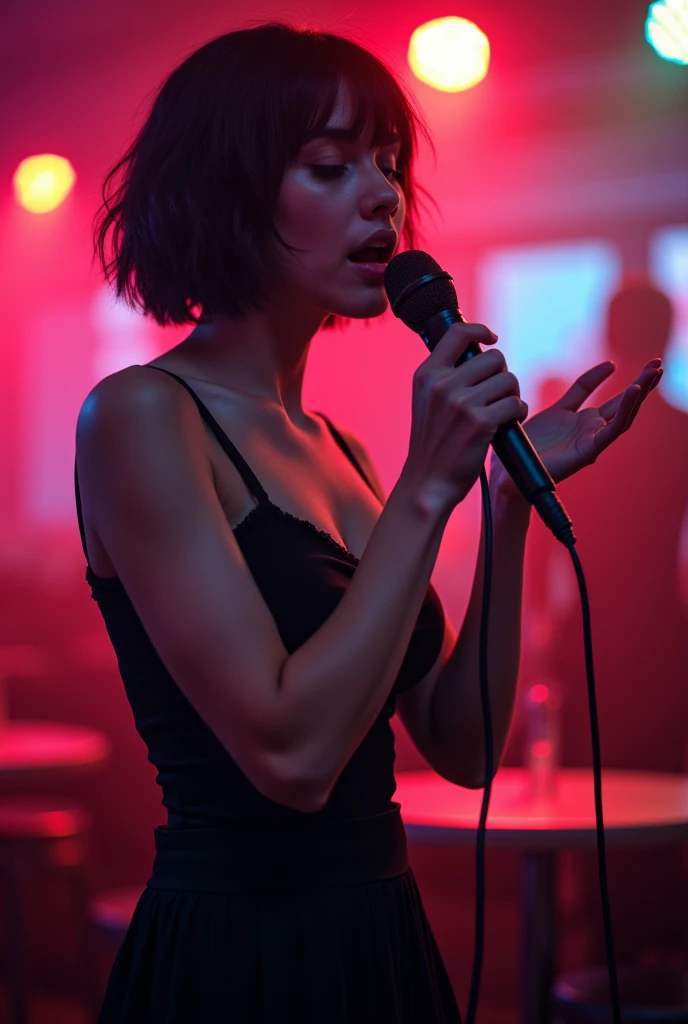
74, 366, 445, 826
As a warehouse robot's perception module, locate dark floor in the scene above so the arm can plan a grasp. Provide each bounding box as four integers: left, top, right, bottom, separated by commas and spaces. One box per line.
0, 986, 522, 1024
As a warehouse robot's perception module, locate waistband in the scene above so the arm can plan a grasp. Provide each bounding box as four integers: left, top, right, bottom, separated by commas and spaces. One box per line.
146, 803, 409, 893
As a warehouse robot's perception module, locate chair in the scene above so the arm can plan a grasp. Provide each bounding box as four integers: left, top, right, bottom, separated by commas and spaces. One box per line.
0, 795, 102, 1024
551, 963, 688, 1022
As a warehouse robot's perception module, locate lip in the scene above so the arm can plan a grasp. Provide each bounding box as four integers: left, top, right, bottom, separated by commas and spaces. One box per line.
348, 228, 397, 261
348, 260, 387, 281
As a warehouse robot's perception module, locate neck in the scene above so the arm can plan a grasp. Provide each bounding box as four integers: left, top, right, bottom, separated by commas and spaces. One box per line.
176, 302, 329, 422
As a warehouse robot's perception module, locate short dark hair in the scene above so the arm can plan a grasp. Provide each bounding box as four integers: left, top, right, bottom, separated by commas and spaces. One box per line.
93, 21, 437, 330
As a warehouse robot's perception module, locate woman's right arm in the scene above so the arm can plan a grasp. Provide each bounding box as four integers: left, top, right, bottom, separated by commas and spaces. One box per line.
76, 367, 449, 814
77, 324, 522, 814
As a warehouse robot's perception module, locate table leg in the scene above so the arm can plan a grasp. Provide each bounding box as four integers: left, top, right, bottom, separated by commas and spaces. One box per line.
0, 846, 30, 1024
520, 850, 556, 1024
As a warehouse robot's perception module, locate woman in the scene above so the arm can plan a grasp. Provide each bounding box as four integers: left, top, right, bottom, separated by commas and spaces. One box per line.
76, 21, 662, 1023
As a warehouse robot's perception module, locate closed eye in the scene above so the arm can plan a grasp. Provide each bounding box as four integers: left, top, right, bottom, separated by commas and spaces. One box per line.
309, 165, 404, 183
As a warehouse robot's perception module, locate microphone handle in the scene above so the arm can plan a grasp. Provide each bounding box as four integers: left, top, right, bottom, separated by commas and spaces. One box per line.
420, 309, 576, 547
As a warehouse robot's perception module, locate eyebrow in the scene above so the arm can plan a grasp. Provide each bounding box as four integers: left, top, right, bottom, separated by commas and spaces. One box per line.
304, 127, 401, 146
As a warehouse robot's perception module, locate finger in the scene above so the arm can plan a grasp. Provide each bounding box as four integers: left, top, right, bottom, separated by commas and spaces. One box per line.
598, 389, 625, 422
474, 366, 522, 402
598, 366, 661, 418
623, 366, 663, 430
459, 348, 510, 387
432, 322, 498, 369
623, 385, 647, 431
554, 362, 616, 412
590, 385, 642, 452
636, 360, 663, 391
625, 367, 663, 424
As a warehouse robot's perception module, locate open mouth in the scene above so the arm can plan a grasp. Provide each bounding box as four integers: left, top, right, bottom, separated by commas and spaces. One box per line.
347, 245, 391, 265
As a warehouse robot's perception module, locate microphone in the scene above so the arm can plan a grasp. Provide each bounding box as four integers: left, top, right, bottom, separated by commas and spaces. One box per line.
384, 250, 576, 548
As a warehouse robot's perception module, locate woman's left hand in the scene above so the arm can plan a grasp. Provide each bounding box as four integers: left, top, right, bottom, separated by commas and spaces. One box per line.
492, 358, 664, 495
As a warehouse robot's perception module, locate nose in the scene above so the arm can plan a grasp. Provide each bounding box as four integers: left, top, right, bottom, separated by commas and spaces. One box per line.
362, 170, 401, 219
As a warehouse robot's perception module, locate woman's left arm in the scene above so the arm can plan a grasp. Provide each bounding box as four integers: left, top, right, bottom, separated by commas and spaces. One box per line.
426, 355, 664, 788
427, 476, 531, 788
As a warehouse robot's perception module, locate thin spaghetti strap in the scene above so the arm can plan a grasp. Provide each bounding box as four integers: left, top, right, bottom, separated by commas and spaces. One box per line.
74, 459, 90, 564
140, 364, 270, 506
315, 411, 377, 498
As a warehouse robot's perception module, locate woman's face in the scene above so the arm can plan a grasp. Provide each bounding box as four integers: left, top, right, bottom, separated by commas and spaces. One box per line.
273, 87, 406, 321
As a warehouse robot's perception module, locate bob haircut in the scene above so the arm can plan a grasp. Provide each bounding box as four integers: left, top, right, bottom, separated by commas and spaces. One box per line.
93, 20, 437, 330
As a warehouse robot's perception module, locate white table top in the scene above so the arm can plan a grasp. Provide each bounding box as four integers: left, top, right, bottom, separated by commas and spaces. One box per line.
394, 767, 688, 849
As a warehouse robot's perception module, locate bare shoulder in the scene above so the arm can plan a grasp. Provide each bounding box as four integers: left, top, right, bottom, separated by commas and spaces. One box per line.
75, 363, 214, 551
76, 364, 212, 486
77, 363, 199, 436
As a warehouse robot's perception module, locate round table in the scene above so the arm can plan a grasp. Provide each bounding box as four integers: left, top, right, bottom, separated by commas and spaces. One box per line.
394, 767, 688, 1024
0, 719, 111, 787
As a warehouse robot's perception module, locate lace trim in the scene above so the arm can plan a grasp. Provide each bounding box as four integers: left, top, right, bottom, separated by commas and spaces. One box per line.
234, 501, 360, 567
84, 498, 360, 591
85, 564, 121, 589
231, 499, 278, 540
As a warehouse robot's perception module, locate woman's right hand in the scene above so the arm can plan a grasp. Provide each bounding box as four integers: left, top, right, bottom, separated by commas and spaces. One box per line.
402, 322, 528, 513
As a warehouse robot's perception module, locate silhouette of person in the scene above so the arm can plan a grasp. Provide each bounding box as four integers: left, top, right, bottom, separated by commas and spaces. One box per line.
551, 276, 688, 773
532, 277, 688, 961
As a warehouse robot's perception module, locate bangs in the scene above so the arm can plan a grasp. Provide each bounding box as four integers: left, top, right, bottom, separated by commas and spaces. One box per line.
277, 32, 418, 170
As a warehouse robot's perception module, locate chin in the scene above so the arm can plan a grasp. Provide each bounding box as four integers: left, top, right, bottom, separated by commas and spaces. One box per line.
335, 292, 389, 320
347, 307, 387, 322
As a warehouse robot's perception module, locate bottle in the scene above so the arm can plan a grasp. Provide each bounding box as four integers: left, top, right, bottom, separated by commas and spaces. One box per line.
524, 677, 562, 799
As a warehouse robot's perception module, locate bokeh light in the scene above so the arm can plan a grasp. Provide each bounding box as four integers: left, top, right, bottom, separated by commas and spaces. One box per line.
13, 154, 76, 213
645, 0, 688, 64
408, 17, 490, 92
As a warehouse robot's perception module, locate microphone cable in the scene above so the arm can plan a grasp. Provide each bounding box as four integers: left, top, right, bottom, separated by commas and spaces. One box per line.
465, 467, 621, 1024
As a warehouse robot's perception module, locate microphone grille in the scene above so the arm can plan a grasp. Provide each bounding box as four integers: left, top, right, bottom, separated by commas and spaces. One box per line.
384, 250, 459, 333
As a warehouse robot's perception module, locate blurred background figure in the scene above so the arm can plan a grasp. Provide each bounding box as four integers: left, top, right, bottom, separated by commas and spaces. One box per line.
521, 277, 688, 966
555, 276, 688, 774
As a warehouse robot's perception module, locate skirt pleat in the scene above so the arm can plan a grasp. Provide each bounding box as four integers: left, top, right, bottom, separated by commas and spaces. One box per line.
97, 806, 463, 1024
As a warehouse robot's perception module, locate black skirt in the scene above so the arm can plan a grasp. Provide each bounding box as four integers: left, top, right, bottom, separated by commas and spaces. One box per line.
97, 804, 463, 1023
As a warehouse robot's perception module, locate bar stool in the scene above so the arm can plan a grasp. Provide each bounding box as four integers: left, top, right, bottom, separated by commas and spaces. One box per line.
551, 963, 688, 1022
0, 795, 101, 1024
